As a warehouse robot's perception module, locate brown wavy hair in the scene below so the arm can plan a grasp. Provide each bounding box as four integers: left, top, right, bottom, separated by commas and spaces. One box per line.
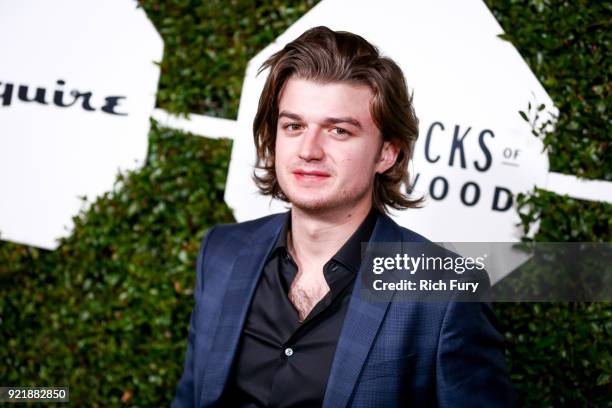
253, 26, 422, 213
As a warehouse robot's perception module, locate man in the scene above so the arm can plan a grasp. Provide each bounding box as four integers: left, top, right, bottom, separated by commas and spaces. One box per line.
172, 26, 514, 407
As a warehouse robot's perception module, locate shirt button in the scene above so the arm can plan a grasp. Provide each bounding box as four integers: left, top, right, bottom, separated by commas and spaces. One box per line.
284, 347, 294, 357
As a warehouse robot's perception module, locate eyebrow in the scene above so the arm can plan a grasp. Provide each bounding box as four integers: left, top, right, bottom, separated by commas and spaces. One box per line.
278, 110, 362, 130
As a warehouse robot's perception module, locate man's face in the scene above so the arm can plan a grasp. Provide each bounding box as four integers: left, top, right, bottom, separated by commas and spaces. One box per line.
274, 77, 397, 213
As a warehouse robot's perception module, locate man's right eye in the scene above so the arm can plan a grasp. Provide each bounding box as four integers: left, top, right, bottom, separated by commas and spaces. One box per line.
284, 123, 303, 132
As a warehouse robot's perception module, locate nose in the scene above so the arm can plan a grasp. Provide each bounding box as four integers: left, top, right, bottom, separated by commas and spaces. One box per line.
298, 128, 324, 161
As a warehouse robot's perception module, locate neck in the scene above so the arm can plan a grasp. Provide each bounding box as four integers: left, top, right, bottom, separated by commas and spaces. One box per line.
288, 199, 373, 269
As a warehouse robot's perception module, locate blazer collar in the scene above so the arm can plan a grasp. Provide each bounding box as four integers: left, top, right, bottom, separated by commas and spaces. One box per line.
323, 213, 404, 408
199, 212, 288, 407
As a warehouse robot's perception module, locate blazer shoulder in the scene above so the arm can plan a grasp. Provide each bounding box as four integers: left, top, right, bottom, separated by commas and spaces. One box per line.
380, 214, 430, 243
193, 213, 287, 288
213, 212, 286, 238
398, 226, 430, 243
383, 214, 490, 286
198, 212, 287, 255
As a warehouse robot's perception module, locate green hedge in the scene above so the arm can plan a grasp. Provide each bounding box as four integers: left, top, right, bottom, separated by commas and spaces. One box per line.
140, 0, 318, 118
0, 122, 234, 405
486, 2, 611, 405
1, 1, 610, 406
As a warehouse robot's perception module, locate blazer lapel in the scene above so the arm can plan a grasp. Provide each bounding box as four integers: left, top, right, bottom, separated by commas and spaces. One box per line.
199, 213, 287, 407
323, 214, 402, 408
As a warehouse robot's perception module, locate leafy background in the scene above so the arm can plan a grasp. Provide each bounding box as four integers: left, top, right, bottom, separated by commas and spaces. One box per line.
0, 0, 610, 406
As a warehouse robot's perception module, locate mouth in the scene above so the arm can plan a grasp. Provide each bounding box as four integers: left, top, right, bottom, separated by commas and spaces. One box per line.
292, 169, 331, 181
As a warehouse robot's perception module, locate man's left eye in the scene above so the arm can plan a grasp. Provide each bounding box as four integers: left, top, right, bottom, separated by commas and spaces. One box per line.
331, 127, 350, 135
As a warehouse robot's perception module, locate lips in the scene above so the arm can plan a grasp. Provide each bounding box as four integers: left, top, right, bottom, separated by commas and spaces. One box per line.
294, 169, 330, 176
292, 169, 331, 181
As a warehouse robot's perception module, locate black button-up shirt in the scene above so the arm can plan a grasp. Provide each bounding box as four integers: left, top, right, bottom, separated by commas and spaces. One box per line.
221, 208, 379, 407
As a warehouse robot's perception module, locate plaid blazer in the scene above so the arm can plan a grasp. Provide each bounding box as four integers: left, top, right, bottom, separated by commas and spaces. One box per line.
171, 212, 515, 407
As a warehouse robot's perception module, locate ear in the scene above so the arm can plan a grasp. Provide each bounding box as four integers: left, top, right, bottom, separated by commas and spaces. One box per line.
375, 141, 400, 174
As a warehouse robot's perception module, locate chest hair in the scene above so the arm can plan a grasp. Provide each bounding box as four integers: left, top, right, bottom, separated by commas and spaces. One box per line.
288, 268, 330, 322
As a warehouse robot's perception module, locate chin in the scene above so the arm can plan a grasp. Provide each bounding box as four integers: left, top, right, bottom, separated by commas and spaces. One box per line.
285, 190, 355, 213
282, 182, 372, 212
283, 191, 329, 210
288, 196, 331, 211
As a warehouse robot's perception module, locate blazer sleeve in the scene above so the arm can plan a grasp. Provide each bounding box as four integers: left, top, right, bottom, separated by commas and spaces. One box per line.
435, 300, 516, 407
171, 226, 217, 408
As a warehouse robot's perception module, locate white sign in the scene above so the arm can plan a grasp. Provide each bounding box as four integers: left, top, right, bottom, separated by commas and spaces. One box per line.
0, 0, 163, 249
225, 0, 554, 242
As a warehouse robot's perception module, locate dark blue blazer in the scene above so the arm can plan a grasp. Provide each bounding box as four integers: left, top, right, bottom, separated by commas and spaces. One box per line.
172, 212, 515, 407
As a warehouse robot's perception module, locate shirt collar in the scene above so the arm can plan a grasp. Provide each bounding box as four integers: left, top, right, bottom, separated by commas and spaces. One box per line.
270, 207, 380, 273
